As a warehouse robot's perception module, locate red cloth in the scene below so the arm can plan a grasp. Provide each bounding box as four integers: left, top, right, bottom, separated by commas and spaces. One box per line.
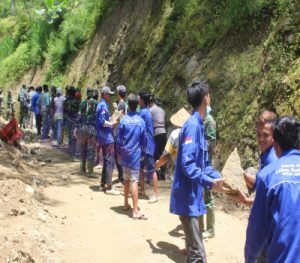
0, 118, 22, 145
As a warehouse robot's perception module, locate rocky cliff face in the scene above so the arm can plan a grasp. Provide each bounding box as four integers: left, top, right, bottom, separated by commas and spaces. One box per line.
3, 0, 300, 168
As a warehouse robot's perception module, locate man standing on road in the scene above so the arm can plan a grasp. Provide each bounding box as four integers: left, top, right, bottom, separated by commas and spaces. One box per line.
245, 116, 300, 263
31, 86, 42, 135
155, 108, 190, 173
170, 81, 226, 263
18, 84, 28, 129
150, 97, 167, 181
96, 86, 119, 195
0, 89, 4, 117
39, 84, 50, 141
53, 88, 66, 147
139, 90, 159, 203
76, 88, 97, 177
27, 86, 36, 130
113, 85, 127, 183
198, 105, 217, 239
64, 86, 80, 159
117, 93, 147, 219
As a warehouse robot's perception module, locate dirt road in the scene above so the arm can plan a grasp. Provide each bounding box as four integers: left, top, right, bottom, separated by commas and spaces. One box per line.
1, 143, 248, 262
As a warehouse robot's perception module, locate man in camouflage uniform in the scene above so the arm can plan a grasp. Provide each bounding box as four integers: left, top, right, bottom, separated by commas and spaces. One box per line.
49, 85, 57, 140
6, 91, 15, 121
18, 85, 28, 129
76, 88, 97, 177
64, 86, 80, 159
0, 89, 4, 117
199, 105, 217, 239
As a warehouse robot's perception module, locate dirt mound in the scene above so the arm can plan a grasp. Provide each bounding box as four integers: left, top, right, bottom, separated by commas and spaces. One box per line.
0, 179, 63, 263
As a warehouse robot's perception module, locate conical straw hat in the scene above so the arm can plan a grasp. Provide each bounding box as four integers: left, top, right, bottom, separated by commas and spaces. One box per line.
170, 108, 190, 128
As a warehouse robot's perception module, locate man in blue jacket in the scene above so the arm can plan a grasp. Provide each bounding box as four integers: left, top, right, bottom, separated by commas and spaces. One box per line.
170, 81, 226, 262
138, 90, 159, 203
117, 93, 147, 219
31, 86, 42, 135
96, 86, 119, 195
243, 111, 278, 193
245, 116, 300, 263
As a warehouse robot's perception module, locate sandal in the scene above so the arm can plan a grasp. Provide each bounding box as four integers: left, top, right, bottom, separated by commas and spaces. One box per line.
123, 205, 131, 211
123, 205, 140, 211
133, 214, 148, 220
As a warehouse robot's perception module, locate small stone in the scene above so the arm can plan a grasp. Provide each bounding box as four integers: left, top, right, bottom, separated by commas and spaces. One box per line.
25, 186, 35, 194
11, 209, 19, 216
30, 148, 38, 155
38, 212, 47, 222
61, 175, 68, 181
40, 162, 46, 166
12, 159, 20, 167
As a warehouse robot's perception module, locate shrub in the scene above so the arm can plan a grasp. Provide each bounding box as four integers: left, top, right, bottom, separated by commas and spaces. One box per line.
0, 43, 33, 84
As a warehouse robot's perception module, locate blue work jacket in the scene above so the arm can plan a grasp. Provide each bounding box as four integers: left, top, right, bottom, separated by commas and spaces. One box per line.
139, 107, 155, 157
245, 149, 300, 263
116, 112, 147, 170
259, 146, 278, 170
170, 112, 221, 217
96, 99, 114, 146
31, 92, 41, 115
255, 146, 278, 189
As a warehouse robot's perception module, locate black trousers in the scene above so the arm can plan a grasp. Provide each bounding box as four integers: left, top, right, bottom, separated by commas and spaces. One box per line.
36, 114, 43, 135
154, 133, 167, 180
114, 142, 124, 182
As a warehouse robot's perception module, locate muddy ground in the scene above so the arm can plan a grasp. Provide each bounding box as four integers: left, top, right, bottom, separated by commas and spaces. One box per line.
0, 142, 249, 263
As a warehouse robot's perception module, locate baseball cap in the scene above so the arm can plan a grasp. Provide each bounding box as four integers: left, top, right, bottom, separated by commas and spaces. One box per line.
101, 86, 115, 95
117, 85, 126, 93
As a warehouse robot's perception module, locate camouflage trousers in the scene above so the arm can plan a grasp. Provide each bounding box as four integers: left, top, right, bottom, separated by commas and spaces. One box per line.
19, 105, 28, 128
66, 117, 77, 157
79, 125, 96, 163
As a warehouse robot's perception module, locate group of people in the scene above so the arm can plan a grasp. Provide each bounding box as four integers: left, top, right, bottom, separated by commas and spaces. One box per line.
5, 80, 300, 262
167, 82, 300, 263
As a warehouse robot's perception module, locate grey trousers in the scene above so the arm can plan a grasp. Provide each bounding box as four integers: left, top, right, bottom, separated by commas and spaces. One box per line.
179, 216, 207, 263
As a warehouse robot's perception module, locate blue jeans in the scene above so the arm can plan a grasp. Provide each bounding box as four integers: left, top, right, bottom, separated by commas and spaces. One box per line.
42, 111, 51, 140
55, 119, 63, 145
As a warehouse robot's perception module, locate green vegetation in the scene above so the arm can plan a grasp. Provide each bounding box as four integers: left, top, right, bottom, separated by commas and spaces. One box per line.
0, 0, 118, 86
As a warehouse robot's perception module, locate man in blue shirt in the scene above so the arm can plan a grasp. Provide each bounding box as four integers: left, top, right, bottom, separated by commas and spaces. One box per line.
170, 81, 226, 262
138, 90, 159, 203
31, 86, 42, 135
117, 93, 147, 219
244, 111, 278, 192
96, 86, 119, 195
38, 84, 50, 141
235, 111, 278, 262
245, 116, 300, 263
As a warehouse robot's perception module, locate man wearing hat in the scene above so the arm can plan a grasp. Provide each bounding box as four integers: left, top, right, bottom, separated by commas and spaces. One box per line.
113, 85, 127, 184
155, 108, 190, 170
96, 86, 120, 195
